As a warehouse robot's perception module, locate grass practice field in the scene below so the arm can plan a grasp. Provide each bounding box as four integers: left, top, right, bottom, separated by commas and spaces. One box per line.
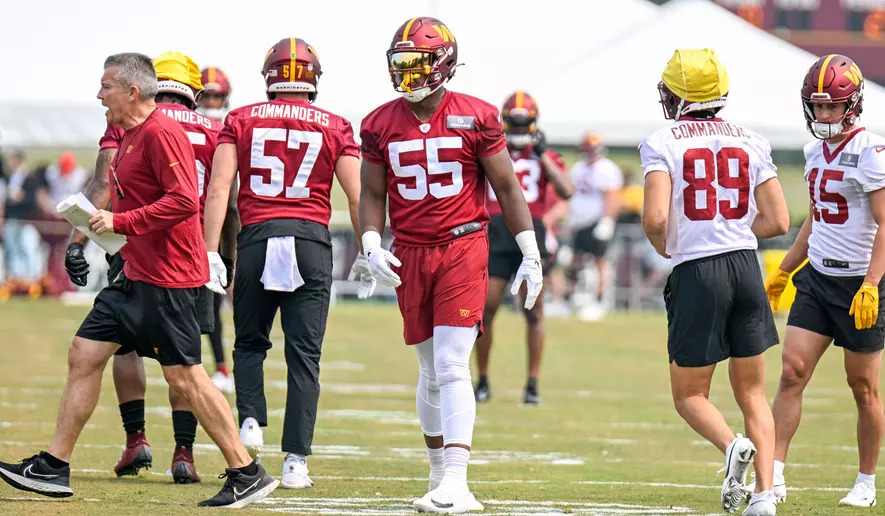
0, 298, 876, 515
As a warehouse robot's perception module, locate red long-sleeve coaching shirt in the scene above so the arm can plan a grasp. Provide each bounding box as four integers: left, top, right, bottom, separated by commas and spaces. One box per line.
109, 110, 210, 288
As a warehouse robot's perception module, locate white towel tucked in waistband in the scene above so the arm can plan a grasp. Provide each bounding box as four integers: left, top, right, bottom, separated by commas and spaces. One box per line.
260, 236, 305, 292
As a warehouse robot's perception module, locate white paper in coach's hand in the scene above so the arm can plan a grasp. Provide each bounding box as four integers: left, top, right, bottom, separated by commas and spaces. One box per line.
56, 193, 127, 255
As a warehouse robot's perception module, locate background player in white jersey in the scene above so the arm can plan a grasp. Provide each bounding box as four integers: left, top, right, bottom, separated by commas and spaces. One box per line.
764, 54, 885, 509
567, 132, 622, 319
641, 48, 789, 516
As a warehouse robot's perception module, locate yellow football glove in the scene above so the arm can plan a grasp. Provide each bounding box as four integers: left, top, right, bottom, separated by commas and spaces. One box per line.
849, 282, 879, 330
765, 269, 791, 311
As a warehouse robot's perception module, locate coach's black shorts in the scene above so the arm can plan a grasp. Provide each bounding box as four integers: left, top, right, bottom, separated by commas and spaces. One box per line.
77, 271, 204, 366
573, 223, 609, 258
787, 265, 885, 353
664, 249, 779, 367
104, 254, 214, 347
487, 215, 552, 280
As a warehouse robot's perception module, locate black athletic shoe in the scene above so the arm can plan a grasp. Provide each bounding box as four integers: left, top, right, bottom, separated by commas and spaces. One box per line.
197, 464, 279, 508
523, 379, 541, 405
474, 377, 491, 403
0, 453, 73, 498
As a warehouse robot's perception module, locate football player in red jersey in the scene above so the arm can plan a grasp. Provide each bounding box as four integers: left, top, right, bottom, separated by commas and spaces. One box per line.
359, 17, 543, 513
203, 37, 369, 490
197, 65, 238, 394
473, 91, 573, 405
198, 66, 232, 122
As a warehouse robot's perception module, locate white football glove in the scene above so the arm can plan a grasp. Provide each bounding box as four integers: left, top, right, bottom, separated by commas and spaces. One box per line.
512, 230, 544, 309
206, 251, 227, 294
592, 216, 615, 242
361, 231, 402, 288
347, 253, 377, 299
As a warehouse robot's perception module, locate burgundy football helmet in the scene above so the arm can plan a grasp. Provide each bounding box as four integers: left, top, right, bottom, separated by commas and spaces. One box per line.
501, 91, 539, 149
801, 54, 864, 139
263, 38, 322, 102
387, 17, 459, 102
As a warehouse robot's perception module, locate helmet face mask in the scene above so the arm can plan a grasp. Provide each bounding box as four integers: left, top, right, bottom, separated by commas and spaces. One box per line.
801, 54, 864, 140
388, 17, 458, 102
502, 91, 539, 149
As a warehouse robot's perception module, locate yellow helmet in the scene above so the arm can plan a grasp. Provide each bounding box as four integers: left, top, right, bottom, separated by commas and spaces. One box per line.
153, 51, 203, 102
659, 48, 729, 119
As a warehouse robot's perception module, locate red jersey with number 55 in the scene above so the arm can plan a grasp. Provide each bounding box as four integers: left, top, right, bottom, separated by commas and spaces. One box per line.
639, 117, 778, 267
803, 128, 885, 276
100, 103, 221, 222
218, 98, 359, 228
487, 146, 565, 218
360, 91, 506, 246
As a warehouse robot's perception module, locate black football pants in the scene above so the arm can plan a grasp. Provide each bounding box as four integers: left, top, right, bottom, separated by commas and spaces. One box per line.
232, 237, 332, 456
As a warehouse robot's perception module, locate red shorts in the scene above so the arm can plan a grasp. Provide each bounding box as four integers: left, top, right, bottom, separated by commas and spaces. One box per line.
392, 233, 489, 345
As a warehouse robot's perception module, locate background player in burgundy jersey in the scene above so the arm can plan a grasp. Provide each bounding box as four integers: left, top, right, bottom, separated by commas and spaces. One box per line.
198, 66, 232, 122
197, 65, 239, 394
203, 37, 367, 490
0, 53, 278, 508
359, 17, 543, 513
474, 91, 573, 405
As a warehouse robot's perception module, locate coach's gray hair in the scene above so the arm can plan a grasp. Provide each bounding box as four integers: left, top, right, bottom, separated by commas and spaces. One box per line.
103, 53, 158, 100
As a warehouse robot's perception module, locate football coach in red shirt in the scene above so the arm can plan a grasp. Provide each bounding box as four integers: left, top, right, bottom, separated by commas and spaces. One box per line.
0, 53, 278, 508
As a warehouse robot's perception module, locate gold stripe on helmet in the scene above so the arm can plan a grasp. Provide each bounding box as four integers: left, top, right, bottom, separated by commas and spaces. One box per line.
402, 18, 418, 42
289, 38, 297, 80
818, 54, 836, 94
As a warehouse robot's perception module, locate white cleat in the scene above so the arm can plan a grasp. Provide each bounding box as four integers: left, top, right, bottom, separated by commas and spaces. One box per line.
211, 370, 235, 394
839, 482, 877, 507
239, 417, 263, 462
719, 434, 756, 513
742, 490, 777, 516
745, 475, 786, 504
413, 484, 484, 513
282, 454, 313, 489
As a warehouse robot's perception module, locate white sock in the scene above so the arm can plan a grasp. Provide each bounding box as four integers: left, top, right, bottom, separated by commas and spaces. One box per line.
773, 460, 785, 479
441, 446, 470, 487
428, 446, 445, 478
857, 472, 875, 487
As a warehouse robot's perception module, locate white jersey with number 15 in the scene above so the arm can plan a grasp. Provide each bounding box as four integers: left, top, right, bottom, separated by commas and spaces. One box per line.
639, 118, 777, 267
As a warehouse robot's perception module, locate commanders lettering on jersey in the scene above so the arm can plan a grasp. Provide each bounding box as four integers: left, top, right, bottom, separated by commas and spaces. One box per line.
671, 121, 749, 140
249, 103, 330, 126
159, 107, 214, 130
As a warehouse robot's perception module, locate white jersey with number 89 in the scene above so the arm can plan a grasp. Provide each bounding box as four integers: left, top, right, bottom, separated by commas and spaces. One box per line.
804, 128, 885, 277
639, 118, 778, 267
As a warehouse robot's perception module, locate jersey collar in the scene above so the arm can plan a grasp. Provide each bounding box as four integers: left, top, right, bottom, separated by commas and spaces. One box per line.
822, 127, 865, 164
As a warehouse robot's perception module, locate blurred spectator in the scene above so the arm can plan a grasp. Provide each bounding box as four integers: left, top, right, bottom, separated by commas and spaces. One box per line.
566, 132, 624, 320
618, 167, 643, 224
1, 150, 48, 299
45, 151, 87, 205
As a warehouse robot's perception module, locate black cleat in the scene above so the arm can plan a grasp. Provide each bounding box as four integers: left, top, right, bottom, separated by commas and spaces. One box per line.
197, 464, 279, 508
523, 379, 541, 405
0, 453, 73, 498
474, 377, 491, 403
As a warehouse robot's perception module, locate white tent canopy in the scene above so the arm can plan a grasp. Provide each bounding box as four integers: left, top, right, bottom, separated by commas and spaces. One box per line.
532, 0, 885, 150
0, 0, 658, 148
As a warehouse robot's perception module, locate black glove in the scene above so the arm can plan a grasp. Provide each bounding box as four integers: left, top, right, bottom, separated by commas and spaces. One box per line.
221, 255, 235, 287
65, 243, 89, 286
531, 129, 548, 158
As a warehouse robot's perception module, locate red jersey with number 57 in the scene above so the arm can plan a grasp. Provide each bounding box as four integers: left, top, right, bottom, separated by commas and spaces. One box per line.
487, 146, 565, 218
100, 103, 221, 222
218, 98, 359, 228
360, 91, 506, 246
639, 117, 777, 267
803, 128, 885, 276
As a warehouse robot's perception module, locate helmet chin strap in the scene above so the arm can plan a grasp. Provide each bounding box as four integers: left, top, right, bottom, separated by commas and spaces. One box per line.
506, 134, 532, 148
403, 82, 443, 103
